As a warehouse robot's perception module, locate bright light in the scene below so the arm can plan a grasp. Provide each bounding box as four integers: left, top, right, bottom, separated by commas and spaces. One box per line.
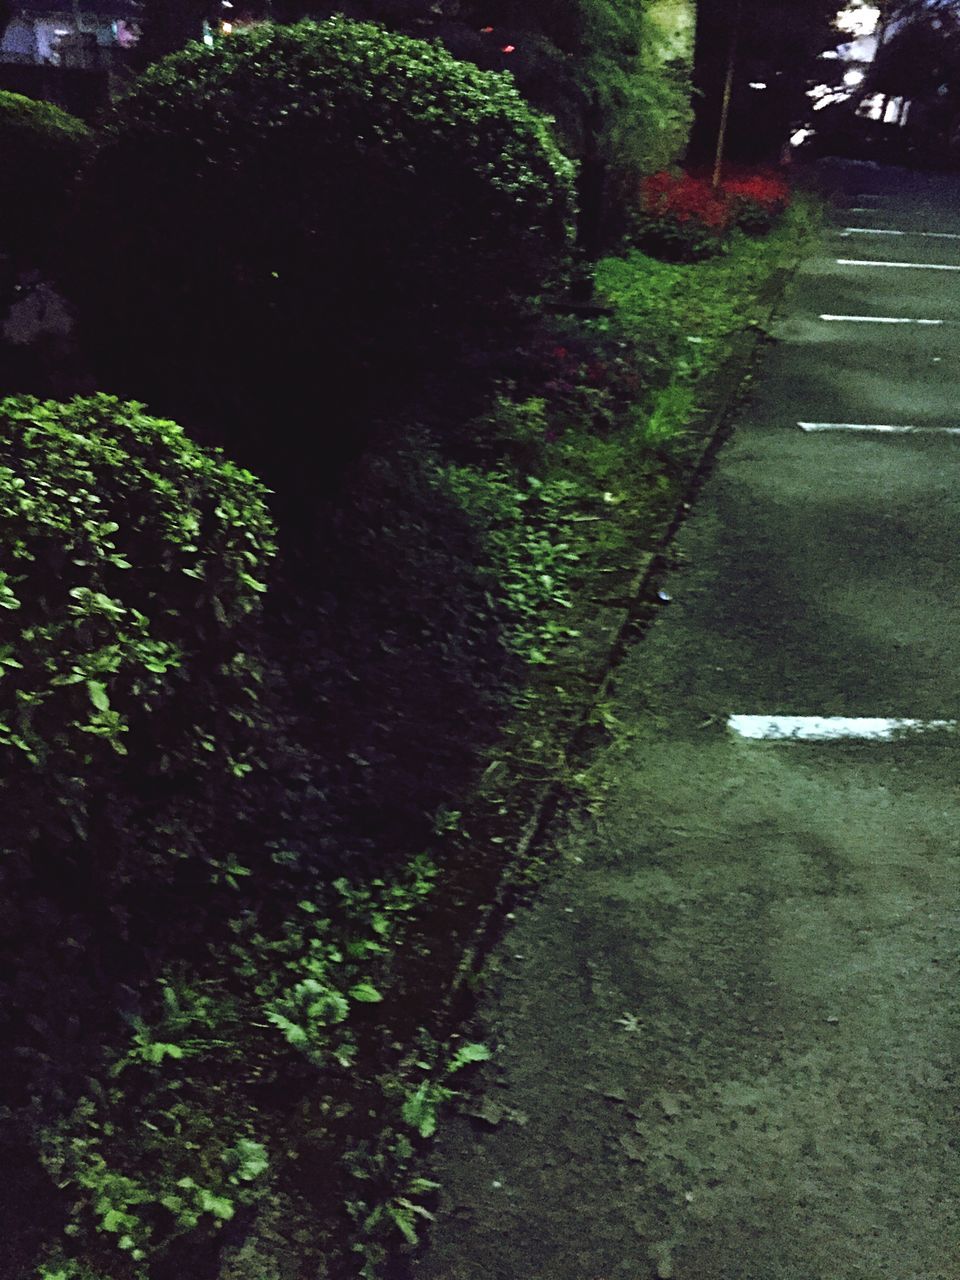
221, 20, 233, 33
844, 67, 866, 86
836, 4, 880, 38
749, 81, 768, 90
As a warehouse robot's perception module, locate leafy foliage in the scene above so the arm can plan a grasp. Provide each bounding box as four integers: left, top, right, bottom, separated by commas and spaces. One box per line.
0, 392, 275, 1120
70, 17, 575, 492
0, 90, 92, 265
440, 463, 584, 665
0, 393, 274, 876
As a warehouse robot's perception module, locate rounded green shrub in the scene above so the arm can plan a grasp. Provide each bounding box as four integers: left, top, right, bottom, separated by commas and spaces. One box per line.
0, 90, 92, 264
0, 393, 276, 894
71, 18, 576, 487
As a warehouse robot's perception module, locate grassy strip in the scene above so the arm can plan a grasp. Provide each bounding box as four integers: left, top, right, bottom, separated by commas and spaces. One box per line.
27, 195, 821, 1280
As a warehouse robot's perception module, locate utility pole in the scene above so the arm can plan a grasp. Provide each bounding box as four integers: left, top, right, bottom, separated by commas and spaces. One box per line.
712, 0, 743, 189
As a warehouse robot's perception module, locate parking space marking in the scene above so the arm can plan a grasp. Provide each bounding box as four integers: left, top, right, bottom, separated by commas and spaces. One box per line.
841, 227, 960, 239
797, 422, 960, 434
728, 715, 958, 741
819, 314, 944, 324
837, 259, 960, 271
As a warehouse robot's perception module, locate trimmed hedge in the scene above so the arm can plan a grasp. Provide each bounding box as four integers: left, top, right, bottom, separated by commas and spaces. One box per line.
71, 18, 576, 486
0, 90, 92, 264
0, 393, 276, 901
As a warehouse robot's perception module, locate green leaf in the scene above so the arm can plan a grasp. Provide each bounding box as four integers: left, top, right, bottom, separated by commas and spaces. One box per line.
348, 981, 383, 1003
143, 1041, 184, 1064
388, 1204, 420, 1245
198, 1190, 235, 1221
232, 1138, 269, 1182
86, 679, 110, 711
447, 1042, 492, 1073
401, 1084, 438, 1138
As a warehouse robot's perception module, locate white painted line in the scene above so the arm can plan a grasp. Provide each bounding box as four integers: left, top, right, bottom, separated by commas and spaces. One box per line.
837, 259, 960, 271
798, 422, 960, 434
840, 227, 904, 237
842, 227, 960, 239
728, 715, 958, 741
819, 314, 944, 325
849, 207, 875, 213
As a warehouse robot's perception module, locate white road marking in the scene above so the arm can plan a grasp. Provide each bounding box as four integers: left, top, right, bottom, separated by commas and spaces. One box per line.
728, 715, 958, 741
798, 422, 960, 434
849, 207, 875, 212
837, 259, 960, 271
819, 314, 944, 324
841, 227, 960, 239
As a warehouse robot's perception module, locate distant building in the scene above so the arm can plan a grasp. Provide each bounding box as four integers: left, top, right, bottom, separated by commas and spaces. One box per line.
1, 0, 141, 68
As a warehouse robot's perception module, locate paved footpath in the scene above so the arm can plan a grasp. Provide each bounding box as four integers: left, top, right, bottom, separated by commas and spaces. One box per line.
411, 163, 960, 1280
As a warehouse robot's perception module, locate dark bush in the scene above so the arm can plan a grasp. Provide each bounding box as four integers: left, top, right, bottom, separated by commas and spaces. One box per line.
0, 90, 92, 265
70, 19, 576, 492
0, 393, 276, 907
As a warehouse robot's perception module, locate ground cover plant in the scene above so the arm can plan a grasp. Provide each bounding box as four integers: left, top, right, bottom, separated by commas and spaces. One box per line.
8, 187, 820, 1280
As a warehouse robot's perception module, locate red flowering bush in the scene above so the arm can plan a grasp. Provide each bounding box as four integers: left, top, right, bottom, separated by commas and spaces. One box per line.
633, 168, 792, 261
720, 169, 791, 233
634, 171, 731, 261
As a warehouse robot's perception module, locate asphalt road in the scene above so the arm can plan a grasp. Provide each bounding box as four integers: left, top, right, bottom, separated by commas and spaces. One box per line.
411, 162, 960, 1280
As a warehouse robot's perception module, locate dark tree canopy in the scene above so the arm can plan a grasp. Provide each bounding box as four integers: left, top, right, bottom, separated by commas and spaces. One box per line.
688, 0, 840, 165
135, 0, 218, 64
870, 1, 960, 100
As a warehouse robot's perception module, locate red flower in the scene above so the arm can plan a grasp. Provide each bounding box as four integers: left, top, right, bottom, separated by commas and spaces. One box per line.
640, 167, 791, 233
641, 172, 729, 229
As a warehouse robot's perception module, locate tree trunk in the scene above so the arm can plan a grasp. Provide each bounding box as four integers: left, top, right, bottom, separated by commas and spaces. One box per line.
712, 0, 742, 188
576, 93, 606, 260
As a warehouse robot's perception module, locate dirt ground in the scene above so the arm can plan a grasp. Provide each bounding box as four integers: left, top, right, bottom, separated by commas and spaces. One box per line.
410, 163, 960, 1280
